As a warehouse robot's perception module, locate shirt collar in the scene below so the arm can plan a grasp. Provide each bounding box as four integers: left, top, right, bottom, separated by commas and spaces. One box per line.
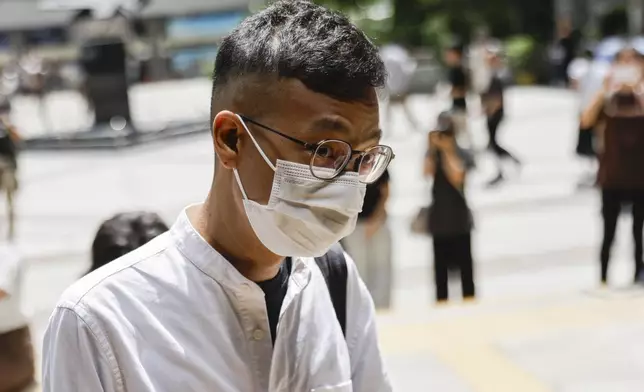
170, 206, 311, 290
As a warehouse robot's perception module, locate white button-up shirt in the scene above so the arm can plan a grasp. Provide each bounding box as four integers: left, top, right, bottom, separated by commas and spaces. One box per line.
42, 209, 391, 392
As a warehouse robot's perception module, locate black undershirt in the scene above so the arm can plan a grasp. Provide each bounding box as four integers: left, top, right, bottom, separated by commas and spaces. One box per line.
256, 258, 292, 345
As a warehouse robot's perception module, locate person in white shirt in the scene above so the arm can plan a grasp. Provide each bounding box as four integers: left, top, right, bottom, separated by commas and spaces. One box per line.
380, 43, 419, 133
42, 1, 393, 391
0, 245, 35, 392
468, 31, 494, 98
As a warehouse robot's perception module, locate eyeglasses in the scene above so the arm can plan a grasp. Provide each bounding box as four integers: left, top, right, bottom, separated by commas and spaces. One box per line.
239, 114, 394, 184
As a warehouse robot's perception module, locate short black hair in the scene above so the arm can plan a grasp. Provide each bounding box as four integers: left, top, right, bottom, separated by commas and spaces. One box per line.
436, 110, 455, 134
89, 211, 169, 274
446, 39, 465, 56
211, 0, 386, 123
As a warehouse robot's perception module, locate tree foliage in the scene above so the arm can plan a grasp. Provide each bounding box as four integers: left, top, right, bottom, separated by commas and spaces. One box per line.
316, 0, 554, 47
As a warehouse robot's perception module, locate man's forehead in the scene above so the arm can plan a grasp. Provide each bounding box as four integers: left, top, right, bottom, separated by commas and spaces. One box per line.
231, 75, 372, 100
215, 76, 380, 141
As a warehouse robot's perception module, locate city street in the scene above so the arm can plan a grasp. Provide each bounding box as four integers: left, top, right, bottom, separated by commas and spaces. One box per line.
6, 82, 644, 391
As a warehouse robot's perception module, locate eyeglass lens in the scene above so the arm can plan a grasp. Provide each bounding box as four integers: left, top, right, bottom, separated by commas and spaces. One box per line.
311, 140, 352, 180
310, 140, 391, 184
358, 146, 391, 184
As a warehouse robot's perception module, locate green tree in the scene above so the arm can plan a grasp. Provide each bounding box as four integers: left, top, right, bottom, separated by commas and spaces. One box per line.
315, 0, 380, 13
316, 0, 554, 47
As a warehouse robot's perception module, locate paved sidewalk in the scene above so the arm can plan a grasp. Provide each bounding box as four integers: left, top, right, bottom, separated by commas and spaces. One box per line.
380, 289, 644, 391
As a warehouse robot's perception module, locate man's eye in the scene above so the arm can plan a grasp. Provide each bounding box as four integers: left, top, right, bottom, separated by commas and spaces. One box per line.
316, 146, 332, 158
362, 154, 375, 166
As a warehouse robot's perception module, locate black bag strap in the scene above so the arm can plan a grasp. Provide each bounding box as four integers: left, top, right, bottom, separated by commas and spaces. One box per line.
314, 243, 348, 336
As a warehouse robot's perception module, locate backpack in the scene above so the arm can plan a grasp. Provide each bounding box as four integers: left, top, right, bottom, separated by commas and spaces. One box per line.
314, 243, 348, 336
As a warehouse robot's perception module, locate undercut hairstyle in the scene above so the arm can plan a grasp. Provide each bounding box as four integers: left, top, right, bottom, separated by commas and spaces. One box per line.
210, 0, 386, 124
89, 211, 169, 274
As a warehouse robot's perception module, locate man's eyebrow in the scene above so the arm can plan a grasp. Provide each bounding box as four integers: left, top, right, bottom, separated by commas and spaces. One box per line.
310, 117, 351, 132
366, 128, 383, 140
310, 118, 382, 140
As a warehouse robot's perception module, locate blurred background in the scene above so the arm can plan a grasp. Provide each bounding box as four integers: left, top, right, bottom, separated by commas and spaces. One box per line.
1, 0, 644, 391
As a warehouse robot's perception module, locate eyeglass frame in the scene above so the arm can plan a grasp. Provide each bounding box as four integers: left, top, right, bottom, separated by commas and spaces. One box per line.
238, 114, 394, 183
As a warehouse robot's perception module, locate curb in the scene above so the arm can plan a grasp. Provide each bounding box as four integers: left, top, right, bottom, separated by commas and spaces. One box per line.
21, 121, 210, 151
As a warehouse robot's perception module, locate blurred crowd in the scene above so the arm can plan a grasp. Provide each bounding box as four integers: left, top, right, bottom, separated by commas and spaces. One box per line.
364, 25, 644, 305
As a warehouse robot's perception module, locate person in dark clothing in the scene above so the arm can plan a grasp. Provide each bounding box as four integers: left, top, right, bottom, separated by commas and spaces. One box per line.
342, 169, 392, 309
89, 211, 169, 274
444, 43, 470, 147
600, 189, 644, 284
558, 30, 580, 86
0, 104, 19, 241
482, 50, 521, 187
424, 111, 475, 303
581, 47, 644, 285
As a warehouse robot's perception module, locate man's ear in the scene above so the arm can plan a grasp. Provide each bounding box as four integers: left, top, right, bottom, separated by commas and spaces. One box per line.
212, 111, 244, 169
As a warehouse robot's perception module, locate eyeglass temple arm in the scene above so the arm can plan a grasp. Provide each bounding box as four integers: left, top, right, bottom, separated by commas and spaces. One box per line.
239, 116, 316, 150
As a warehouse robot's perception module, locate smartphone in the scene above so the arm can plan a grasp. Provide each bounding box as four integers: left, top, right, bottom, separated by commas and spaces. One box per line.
611, 65, 642, 86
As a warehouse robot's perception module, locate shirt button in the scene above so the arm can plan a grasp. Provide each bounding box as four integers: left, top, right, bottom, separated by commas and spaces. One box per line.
252, 329, 264, 341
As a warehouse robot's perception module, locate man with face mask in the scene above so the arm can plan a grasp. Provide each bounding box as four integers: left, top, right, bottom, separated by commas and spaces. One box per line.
42, 1, 393, 392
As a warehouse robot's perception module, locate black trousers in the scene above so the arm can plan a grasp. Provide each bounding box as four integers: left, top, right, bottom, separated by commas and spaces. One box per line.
487, 109, 517, 160
432, 234, 475, 301
600, 189, 644, 283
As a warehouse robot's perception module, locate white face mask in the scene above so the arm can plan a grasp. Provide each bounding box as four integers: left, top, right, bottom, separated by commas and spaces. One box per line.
233, 115, 366, 257
611, 64, 642, 87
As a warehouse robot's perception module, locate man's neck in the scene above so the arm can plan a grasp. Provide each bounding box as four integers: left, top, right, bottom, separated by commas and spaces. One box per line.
188, 193, 283, 282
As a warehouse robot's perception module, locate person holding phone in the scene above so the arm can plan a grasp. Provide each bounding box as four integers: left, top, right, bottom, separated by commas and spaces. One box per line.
582, 46, 644, 285
424, 111, 476, 303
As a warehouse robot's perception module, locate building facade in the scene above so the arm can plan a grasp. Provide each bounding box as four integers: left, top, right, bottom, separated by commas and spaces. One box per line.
0, 0, 253, 81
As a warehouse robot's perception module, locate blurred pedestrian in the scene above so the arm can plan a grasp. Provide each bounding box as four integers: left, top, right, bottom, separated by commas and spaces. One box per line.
444, 42, 471, 148
482, 49, 521, 187
380, 43, 419, 134
556, 20, 581, 87
581, 46, 644, 285
469, 30, 492, 97
424, 111, 475, 303
42, 2, 392, 391
569, 47, 599, 188
342, 169, 392, 309
0, 104, 19, 241
89, 212, 169, 274
19, 50, 51, 132
0, 244, 35, 392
